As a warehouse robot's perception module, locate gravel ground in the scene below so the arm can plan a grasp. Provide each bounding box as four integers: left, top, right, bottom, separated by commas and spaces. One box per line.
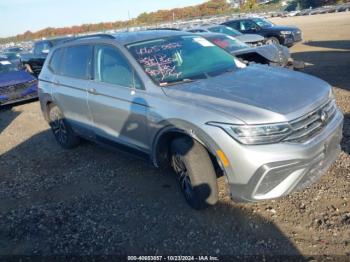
0, 12, 350, 258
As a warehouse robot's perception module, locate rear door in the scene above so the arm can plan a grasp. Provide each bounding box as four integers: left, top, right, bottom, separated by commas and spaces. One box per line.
87, 44, 149, 152
51, 44, 95, 136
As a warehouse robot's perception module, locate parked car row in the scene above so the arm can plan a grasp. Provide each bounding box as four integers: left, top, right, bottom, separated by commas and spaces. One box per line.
296, 3, 350, 16
272, 3, 350, 17
35, 30, 342, 210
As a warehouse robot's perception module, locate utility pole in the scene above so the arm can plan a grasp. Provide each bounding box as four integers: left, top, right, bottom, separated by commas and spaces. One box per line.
127, 10, 130, 31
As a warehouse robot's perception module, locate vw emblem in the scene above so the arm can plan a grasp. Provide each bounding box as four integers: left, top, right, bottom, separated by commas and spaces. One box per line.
319, 110, 328, 124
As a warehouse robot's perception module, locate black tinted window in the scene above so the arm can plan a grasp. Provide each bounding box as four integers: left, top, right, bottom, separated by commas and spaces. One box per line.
49, 48, 64, 74
240, 20, 258, 31
94, 45, 142, 89
225, 21, 239, 30
62, 45, 92, 79
34, 41, 52, 55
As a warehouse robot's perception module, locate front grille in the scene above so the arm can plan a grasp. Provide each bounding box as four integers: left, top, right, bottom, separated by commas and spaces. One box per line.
293, 31, 302, 41
284, 100, 337, 143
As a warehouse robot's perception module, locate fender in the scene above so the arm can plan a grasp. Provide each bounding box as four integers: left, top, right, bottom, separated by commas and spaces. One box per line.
151, 119, 226, 172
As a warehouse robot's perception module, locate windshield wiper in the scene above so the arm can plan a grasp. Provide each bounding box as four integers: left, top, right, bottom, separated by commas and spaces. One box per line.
159, 78, 196, 87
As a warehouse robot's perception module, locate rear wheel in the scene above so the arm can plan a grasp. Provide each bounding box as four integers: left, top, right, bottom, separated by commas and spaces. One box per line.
170, 137, 218, 210
48, 104, 80, 149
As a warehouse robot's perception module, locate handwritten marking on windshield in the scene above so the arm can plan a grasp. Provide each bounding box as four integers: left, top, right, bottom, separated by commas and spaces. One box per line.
134, 42, 183, 81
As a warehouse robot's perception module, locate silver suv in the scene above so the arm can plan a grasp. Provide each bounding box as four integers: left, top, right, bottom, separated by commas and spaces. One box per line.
38, 31, 343, 209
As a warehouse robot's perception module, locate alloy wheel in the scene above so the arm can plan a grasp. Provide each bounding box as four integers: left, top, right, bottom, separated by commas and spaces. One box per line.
172, 154, 194, 200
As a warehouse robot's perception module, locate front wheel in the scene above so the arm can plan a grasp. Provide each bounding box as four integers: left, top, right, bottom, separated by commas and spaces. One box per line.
48, 104, 80, 149
266, 37, 280, 45
170, 137, 218, 210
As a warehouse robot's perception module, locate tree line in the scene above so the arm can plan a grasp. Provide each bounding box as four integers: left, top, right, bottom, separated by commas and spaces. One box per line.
1, 0, 347, 44
0, 0, 231, 44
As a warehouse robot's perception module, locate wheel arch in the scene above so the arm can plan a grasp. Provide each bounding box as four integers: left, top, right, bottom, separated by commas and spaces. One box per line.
39, 93, 54, 122
266, 34, 283, 44
151, 120, 226, 178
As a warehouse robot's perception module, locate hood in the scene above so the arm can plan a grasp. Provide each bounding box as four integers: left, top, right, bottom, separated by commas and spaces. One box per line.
232, 44, 284, 63
162, 65, 330, 124
0, 70, 35, 88
236, 34, 265, 43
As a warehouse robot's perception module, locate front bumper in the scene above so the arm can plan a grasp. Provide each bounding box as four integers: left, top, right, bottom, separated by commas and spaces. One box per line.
281, 31, 302, 46
210, 109, 343, 202
0, 82, 38, 106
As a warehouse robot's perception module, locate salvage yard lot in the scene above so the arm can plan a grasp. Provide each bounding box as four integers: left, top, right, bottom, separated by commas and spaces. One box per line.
0, 12, 350, 257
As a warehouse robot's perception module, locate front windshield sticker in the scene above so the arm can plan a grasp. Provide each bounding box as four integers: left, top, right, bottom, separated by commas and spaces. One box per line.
193, 37, 214, 47
0, 61, 11, 65
134, 42, 183, 81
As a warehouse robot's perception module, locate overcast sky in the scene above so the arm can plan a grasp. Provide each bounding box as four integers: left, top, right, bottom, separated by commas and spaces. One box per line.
0, 0, 207, 37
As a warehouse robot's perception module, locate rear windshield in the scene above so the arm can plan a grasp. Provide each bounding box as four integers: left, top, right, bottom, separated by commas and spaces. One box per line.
208, 26, 243, 37
127, 35, 237, 86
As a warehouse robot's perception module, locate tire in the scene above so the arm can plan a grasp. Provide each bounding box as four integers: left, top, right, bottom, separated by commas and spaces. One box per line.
48, 104, 80, 149
266, 37, 280, 46
170, 137, 218, 210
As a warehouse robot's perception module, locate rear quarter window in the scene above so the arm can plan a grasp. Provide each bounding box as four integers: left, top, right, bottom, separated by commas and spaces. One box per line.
49, 48, 64, 74
61, 45, 92, 79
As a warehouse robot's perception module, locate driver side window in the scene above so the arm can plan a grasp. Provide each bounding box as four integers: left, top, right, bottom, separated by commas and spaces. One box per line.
94, 45, 143, 89
240, 20, 258, 31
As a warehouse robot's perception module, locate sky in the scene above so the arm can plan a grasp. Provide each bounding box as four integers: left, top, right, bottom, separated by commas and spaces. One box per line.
0, 0, 207, 38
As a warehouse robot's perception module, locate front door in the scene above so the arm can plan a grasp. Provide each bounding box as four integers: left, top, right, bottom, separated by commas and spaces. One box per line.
87, 44, 149, 152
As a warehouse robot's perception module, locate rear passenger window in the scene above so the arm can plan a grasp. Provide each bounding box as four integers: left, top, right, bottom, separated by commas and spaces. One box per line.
49, 48, 64, 74
94, 45, 142, 89
61, 45, 92, 79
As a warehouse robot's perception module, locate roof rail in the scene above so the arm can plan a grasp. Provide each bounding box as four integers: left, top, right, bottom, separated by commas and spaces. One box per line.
63, 34, 115, 43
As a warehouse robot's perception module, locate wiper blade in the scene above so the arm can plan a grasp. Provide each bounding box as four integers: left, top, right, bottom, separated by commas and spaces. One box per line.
160, 78, 195, 87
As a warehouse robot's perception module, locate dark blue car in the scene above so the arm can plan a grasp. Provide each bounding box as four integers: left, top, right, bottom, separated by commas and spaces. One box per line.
0, 59, 37, 106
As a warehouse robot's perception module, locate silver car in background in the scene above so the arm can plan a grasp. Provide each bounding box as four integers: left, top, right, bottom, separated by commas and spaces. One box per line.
38, 31, 343, 210
187, 24, 266, 46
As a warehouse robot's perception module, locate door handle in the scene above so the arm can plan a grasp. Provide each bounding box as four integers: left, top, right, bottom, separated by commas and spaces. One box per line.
53, 80, 60, 85
88, 88, 97, 95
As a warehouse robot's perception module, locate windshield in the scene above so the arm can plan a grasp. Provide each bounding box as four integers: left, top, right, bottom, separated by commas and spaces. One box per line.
252, 18, 274, 28
208, 26, 243, 37
0, 60, 18, 73
206, 35, 249, 52
4, 53, 19, 60
127, 35, 237, 85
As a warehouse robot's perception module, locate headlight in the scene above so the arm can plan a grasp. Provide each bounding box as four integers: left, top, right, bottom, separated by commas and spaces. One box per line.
280, 31, 292, 35
207, 122, 292, 145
